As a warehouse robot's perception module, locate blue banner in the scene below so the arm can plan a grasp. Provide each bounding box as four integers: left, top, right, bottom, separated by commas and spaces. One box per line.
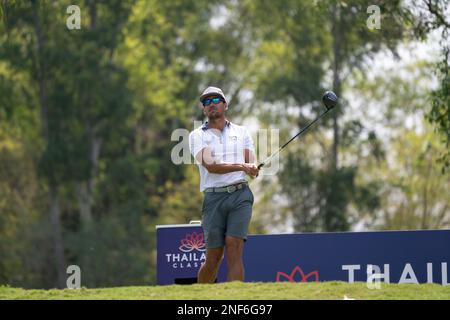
156, 225, 450, 286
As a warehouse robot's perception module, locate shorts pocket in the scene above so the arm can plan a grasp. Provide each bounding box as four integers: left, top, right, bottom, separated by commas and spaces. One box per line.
247, 188, 254, 204
202, 193, 213, 213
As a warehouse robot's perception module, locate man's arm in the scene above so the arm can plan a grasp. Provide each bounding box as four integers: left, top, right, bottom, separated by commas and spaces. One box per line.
196, 147, 259, 177
244, 149, 259, 177
244, 149, 256, 164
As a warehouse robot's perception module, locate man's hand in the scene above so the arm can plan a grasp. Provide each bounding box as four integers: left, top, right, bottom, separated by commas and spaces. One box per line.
242, 163, 259, 178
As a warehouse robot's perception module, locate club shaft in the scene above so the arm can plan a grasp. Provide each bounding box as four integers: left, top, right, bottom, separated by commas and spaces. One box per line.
258, 109, 331, 169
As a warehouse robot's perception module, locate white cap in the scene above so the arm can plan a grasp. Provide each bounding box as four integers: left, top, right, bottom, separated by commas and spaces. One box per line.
199, 86, 228, 104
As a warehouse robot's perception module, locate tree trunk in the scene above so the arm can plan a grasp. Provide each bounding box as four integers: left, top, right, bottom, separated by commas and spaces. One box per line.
32, 0, 48, 136
88, 0, 97, 29
421, 156, 432, 229
88, 133, 102, 195
77, 182, 92, 225
77, 131, 102, 226
75, 0, 100, 227
331, 4, 341, 171
332, 74, 341, 170
49, 182, 67, 288
32, 0, 67, 288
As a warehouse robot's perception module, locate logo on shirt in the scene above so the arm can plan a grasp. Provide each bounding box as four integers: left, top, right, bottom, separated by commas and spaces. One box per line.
229, 135, 238, 141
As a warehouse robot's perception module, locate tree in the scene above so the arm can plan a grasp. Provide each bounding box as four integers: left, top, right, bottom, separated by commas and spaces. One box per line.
238, 0, 406, 232
372, 128, 450, 230
347, 53, 449, 230
1, 0, 253, 288
400, 0, 450, 170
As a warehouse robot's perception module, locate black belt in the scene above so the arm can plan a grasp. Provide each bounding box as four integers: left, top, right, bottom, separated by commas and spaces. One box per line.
204, 181, 248, 193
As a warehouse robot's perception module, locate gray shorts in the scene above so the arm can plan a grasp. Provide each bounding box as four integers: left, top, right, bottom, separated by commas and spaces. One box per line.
201, 186, 254, 249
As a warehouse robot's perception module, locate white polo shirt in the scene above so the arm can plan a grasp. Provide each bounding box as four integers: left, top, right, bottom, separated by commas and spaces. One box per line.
189, 121, 255, 192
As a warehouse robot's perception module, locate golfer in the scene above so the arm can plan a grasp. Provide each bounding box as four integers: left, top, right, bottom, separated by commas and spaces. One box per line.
189, 86, 259, 283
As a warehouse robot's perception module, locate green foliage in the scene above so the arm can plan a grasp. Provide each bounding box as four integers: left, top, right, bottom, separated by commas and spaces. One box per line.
155, 166, 203, 225
0, 0, 209, 288
279, 148, 378, 232
428, 52, 450, 171
373, 128, 450, 230
234, 0, 329, 106
0, 0, 261, 288
251, 0, 407, 232
348, 58, 450, 230
403, 0, 450, 171
0, 141, 39, 285
65, 214, 153, 287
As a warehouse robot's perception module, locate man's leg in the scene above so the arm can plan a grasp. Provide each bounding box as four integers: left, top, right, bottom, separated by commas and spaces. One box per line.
198, 247, 224, 283
225, 235, 245, 281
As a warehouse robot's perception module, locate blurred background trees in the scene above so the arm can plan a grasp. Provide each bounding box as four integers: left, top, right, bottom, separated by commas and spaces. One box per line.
0, 0, 448, 288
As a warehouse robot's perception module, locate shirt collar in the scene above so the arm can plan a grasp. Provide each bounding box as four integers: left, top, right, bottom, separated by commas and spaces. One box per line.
201, 120, 231, 131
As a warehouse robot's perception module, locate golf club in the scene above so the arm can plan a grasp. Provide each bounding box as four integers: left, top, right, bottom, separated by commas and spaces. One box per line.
257, 91, 338, 170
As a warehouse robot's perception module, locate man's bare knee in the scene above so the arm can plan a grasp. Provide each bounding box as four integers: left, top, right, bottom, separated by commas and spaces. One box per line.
204, 247, 224, 267
226, 236, 243, 247
225, 236, 244, 257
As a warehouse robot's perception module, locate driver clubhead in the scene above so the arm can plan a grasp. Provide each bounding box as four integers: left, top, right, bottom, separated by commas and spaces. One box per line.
322, 91, 338, 110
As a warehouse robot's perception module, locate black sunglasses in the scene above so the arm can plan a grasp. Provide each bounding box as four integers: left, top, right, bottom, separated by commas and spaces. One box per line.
202, 97, 225, 107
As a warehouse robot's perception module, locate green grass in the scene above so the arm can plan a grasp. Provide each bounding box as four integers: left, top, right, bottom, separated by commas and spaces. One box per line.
1, 282, 449, 300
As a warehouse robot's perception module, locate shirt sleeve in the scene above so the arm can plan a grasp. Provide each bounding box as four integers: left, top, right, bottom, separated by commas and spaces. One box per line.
189, 130, 207, 162
243, 127, 255, 152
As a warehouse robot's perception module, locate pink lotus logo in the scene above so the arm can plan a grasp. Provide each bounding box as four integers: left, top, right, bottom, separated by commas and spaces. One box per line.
179, 232, 206, 253
276, 265, 319, 282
